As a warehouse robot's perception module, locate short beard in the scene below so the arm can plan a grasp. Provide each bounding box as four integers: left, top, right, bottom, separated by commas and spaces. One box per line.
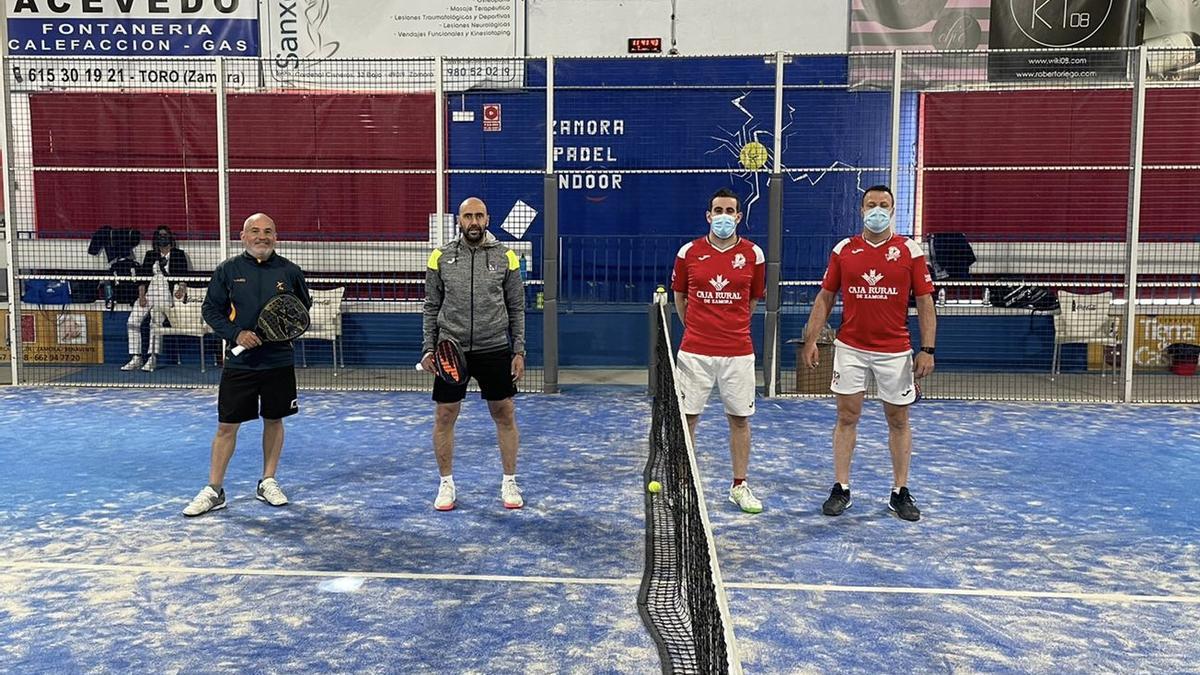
463, 227, 484, 242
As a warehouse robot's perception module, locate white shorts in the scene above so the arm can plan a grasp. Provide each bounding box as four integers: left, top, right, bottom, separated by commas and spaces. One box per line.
676, 350, 756, 417
831, 340, 917, 405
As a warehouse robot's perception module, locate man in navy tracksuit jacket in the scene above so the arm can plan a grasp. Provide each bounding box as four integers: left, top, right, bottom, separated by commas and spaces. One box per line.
183, 213, 312, 517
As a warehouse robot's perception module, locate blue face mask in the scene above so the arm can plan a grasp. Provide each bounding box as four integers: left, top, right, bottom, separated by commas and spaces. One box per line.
863, 206, 892, 233
710, 213, 737, 239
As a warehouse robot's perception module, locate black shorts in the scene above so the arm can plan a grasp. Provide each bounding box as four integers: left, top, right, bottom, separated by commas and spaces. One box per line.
433, 348, 518, 404
218, 366, 299, 423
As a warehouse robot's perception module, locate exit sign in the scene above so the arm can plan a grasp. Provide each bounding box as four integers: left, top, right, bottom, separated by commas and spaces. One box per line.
628, 37, 662, 54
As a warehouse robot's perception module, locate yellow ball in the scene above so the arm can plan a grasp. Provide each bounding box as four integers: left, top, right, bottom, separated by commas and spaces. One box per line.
739, 141, 768, 170
647, 480, 662, 493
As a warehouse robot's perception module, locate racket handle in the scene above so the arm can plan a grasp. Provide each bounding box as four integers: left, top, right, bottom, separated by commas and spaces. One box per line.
231, 345, 247, 356
414, 362, 424, 371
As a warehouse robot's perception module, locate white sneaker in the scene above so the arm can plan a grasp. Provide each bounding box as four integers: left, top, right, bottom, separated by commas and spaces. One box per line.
501, 479, 524, 509
256, 477, 289, 506
141, 355, 157, 372
729, 483, 763, 514
120, 356, 143, 371
182, 485, 226, 517
434, 481, 456, 511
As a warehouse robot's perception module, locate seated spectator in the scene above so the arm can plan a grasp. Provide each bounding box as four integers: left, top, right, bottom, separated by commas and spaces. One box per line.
122, 226, 190, 373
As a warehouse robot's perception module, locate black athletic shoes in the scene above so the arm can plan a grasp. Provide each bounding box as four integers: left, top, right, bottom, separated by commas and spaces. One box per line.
821, 483, 852, 516
889, 486, 921, 521
822, 483, 921, 521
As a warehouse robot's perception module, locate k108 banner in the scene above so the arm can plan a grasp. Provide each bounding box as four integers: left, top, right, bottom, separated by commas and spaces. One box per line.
987, 0, 1140, 81
849, 0, 1144, 86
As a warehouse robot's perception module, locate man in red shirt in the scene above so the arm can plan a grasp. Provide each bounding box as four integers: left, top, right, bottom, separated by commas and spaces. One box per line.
672, 188, 767, 513
801, 185, 937, 522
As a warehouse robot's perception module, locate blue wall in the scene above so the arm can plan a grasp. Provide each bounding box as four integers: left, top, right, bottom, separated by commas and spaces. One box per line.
447, 55, 899, 303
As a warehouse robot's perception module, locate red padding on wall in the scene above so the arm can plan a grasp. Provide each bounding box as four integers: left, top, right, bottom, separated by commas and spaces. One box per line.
29, 91, 436, 239
921, 89, 1200, 240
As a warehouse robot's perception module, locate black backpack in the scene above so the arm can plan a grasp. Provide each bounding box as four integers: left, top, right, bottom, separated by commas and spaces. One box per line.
928, 232, 976, 280
106, 257, 141, 307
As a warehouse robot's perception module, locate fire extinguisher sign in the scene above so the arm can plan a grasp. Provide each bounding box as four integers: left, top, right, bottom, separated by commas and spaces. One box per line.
483, 103, 501, 132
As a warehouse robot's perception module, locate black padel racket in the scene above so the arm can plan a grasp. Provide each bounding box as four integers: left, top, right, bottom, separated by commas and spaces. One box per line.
230, 294, 310, 355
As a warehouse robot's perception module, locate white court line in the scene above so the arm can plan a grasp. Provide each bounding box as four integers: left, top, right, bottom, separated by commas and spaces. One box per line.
725, 581, 1200, 605
0, 560, 642, 587
4, 560, 1199, 605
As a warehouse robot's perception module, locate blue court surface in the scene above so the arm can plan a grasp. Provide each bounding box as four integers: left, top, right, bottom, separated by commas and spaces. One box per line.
1, 386, 1198, 673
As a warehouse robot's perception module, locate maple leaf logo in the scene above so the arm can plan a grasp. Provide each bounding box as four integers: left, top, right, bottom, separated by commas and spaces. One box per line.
862, 269, 884, 286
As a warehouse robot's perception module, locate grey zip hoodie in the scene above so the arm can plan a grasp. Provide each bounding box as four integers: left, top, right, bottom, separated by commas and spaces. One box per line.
422, 231, 525, 356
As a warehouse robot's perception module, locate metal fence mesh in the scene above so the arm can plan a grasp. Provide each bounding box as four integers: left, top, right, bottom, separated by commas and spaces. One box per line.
2, 50, 1197, 402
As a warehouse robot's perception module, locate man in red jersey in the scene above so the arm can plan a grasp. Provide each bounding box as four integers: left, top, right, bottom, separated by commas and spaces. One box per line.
672, 187, 767, 514
801, 185, 936, 522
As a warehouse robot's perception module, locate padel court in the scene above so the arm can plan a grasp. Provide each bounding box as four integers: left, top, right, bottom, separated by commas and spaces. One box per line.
2, 386, 1197, 672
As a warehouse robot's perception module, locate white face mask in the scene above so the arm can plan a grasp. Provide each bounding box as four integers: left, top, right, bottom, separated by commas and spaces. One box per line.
710, 214, 737, 239
863, 206, 892, 233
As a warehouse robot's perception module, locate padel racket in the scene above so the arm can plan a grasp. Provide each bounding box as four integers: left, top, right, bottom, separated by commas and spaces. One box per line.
417, 339, 468, 386
230, 294, 310, 355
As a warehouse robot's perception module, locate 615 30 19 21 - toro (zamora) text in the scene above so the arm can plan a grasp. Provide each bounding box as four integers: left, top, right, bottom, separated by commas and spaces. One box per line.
12, 66, 244, 86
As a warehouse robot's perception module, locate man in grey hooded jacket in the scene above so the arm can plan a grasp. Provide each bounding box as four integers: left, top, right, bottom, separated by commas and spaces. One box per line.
421, 196, 527, 511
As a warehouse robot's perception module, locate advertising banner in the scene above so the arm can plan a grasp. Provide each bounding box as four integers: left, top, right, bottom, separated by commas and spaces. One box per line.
849, 0, 1146, 86
261, 0, 524, 90
987, 0, 1139, 81
5, 0, 260, 56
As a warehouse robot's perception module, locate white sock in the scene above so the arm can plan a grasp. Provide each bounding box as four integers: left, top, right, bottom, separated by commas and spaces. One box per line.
892, 486, 903, 494
503, 474, 517, 483
839, 483, 850, 492
440, 475, 454, 486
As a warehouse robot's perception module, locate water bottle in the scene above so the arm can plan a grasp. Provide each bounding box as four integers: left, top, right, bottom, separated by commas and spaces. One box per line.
981, 287, 989, 306
519, 254, 527, 280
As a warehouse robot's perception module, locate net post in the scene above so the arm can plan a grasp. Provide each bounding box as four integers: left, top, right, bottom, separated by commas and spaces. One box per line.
0, 49, 20, 385
649, 287, 667, 396
542, 56, 559, 394
763, 52, 785, 398
543, 173, 559, 394
763, 174, 782, 399
648, 300, 656, 397
1122, 45, 1146, 403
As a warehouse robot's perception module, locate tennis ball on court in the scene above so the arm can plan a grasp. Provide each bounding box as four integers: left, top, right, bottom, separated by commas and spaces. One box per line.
648, 481, 662, 493
739, 141, 768, 170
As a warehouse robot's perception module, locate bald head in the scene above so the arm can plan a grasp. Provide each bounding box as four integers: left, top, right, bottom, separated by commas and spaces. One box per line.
241, 213, 278, 261
457, 197, 489, 245
243, 213, 276, 232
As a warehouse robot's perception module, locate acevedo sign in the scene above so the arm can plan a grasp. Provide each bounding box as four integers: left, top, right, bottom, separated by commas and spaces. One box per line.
6, 0, 260, 56
5, 1, 525, 91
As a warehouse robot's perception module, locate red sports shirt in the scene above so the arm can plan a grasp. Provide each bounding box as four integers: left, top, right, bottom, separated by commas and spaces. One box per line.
672, 236, 765, 357
820, 234, 934, 354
